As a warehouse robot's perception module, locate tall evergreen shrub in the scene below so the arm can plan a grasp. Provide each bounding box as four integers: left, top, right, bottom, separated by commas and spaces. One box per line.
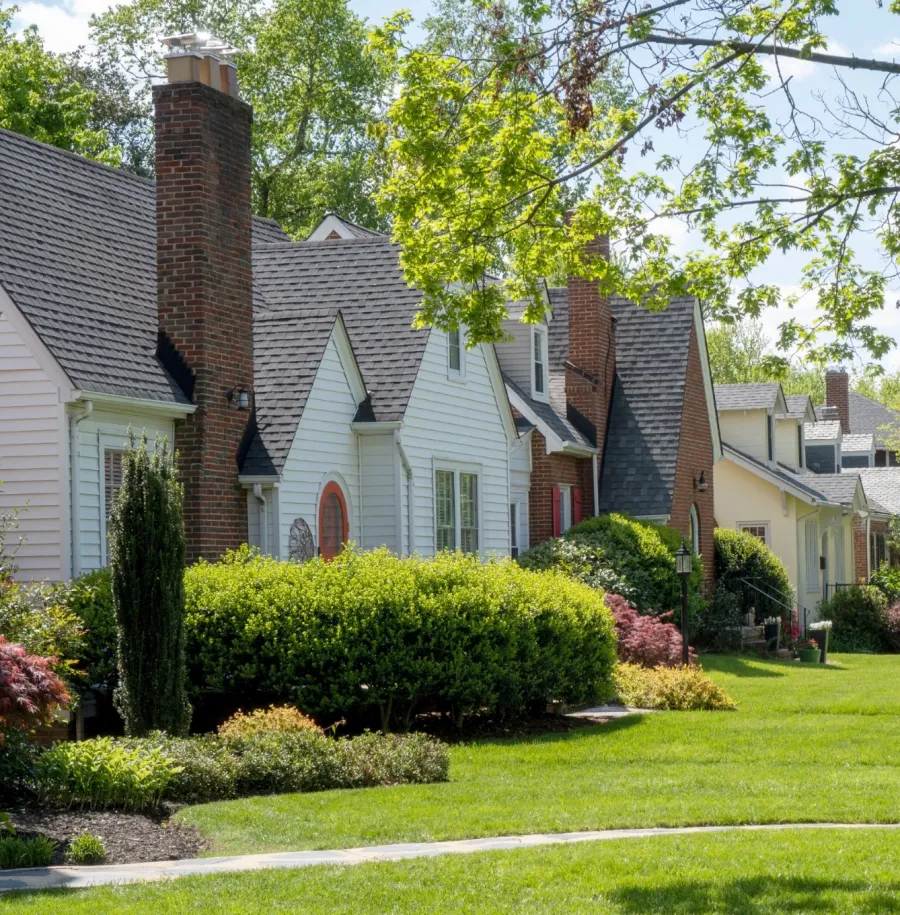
108, 433, 190, 736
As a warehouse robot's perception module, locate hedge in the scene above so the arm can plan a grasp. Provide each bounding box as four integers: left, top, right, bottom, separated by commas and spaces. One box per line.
184, 547, 617, 729
819, 586, 888, 653
517, 512, 703, 616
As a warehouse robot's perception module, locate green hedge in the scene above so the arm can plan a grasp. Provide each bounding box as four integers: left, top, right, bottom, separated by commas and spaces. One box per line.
819, 586, 888, 653
184, 547, 617, 729
61, 570, 116, 692
517, 512, 703, 615
713, 528, 794, 623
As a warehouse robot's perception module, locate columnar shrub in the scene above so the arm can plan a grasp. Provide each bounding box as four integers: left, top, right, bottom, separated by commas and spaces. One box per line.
185, 547, 617, 730
713, 528, 794, 623
108, 433, 190, 736
0, 637, 70, 735
606, 594, 694, 667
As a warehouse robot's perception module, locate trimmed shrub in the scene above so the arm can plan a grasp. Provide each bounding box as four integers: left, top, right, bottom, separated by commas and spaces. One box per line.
35, 737, 177, 810
185, 548, 616, 730
134, 733, 242, 804
714, 528, 794, 623
613, 663, 737, 711
61, 569, 116, 693
696, 585, 744, 652
821, 586, 888, 653
870, 565, 900, 604
518, 512, 703, 617
109, 433, 190, 737
65, 832, 106, 865
0, 638, 70, 735
605, 594, 694, 667
218, 705, 320, 739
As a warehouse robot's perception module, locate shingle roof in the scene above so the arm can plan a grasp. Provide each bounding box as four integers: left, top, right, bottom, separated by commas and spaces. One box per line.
252, 238, 429, 424
0, 126, 288, 404
503, 374, 593, 450
714, 383, 782, 411
778, 394, 813, 420
842, 433, 875, 453
815, 392, 900, 448
317, 213, 385, 238
794, 468, 860, 505
858, 469, 900, 514
805, 420, 841, 441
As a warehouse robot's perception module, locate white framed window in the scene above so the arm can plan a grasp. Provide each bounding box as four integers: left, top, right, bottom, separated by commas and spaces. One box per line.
559, 484, 572, 532
435, 465, 481, 553
532, 327, 548, 400
805, 519, 819, 593
510, 502, 519, 558
447, 327, 465, 379
100, 448, 125, 565
738, 522, 769, 545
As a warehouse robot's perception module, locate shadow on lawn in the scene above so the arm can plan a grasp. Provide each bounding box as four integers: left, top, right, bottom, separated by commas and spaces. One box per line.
610, 875, 900, 914
468, 713, 647, 749
700, 656, 788, 678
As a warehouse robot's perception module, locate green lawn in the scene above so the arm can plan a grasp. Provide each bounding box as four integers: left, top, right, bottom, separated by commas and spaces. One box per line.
7, 828, 900, 913
175, 654, 900, 855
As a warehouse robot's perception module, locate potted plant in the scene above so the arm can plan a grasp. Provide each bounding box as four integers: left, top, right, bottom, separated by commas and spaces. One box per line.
809, 620, 832, 663
796, 637, 821, 664
762, 616, 780, 651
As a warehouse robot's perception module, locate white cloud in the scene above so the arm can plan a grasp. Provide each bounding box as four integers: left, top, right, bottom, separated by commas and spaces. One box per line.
763, 39, 850, 83
11, 0, 112, 54
873, 39, 900, 59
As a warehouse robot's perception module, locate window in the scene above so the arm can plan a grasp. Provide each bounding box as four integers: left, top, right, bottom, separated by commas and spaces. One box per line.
559, 485, 572, 532
797, 425, 804, 468
448, 327, 462, 375
435, 468, 480, 553
533, 328, 546, 397
739, 522, 769, 545
689, 504, 700, 554
835, 525, 845, 581
805, 520, 819, 592
871, 531, 887, 574
318, 481, 349, 561
767, 413, 775, 462
510, 503, 519, 559
104, 450, 124, 521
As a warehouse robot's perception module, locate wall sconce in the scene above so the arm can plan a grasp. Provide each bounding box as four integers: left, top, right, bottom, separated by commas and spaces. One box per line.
694, 471, 708, 492
225, 388, 251, 410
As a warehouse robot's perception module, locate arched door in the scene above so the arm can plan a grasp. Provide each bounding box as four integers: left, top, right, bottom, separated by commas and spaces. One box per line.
318, 481, 349, 560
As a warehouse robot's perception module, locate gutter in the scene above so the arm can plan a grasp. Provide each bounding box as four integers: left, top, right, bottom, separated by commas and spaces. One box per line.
69, 400, 93, 576
71, 390, 196, 418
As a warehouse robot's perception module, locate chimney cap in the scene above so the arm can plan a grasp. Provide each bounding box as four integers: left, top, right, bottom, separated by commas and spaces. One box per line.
161, 32, 238, 58
826, 364, 848, 375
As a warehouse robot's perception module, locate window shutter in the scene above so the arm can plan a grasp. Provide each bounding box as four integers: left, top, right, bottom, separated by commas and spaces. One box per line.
551, 486, 561, 537
572, 488, 583, 524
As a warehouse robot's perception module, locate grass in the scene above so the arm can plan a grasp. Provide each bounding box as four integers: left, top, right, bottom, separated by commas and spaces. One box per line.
6, 828, 900, 913
174, 654, 900, 855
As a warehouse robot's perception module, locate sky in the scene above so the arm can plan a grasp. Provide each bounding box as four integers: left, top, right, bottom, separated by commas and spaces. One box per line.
10, 0, 900, 373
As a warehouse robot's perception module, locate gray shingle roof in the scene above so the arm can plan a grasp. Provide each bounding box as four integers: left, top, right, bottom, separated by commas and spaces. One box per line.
778, 394, 813, 420
842, 433, 875, 453
316, 213, 385, 239
503, 373, 593, 451
858, 469, 900, 514
794, 468, 860, 505
815, 392, 900, 448
805, 420, 841, 441
252, 238, 429, 424
0, 126, 288, 403
714, 383, 782, 411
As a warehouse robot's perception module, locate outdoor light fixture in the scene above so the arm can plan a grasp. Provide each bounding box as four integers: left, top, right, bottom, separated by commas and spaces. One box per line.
696, 471, 708, 492
675, 542, 692, 665
237, 388, 250, 410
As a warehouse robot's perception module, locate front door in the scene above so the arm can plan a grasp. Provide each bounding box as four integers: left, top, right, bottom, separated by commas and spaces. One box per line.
318, 481, 349, 560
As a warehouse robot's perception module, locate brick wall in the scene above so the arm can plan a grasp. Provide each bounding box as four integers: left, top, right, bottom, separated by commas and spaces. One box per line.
154, 81, 254, 563
528, 430, 594, 544
852, 516, 889, 582
825, 367, 850, 433
565, 234, 615, 447
670, 325, 716, 582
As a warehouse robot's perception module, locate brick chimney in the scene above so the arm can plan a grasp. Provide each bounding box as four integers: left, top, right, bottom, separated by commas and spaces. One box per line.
565, 232, 615, 448
154, 36, 254, 563
825, 366, 850, 434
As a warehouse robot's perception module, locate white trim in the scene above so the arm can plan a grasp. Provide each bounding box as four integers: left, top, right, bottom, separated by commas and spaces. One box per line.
634, 514, 671, 524
240, 474, 283, 485
693, 300, 723, 462
99, 441, 126, 566
305, 214, 364, 241
483, 345, 520, 444
689, 504, 701, 552
530, 325, 549, 403
331, 314, 367, 405
72, 390, 196, 417
722, 445, 839, 508
433, 459, 483, 554
737, 520, 771, 545
351, 421, 401, 434
447, 327, 466, 382
505, 385, 598, 457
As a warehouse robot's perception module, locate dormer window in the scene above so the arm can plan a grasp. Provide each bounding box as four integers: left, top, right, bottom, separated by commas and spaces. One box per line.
767, 413, 774, 462
448, 327, 464, 378
533, 328, 547, 398
797, 424, 804, 468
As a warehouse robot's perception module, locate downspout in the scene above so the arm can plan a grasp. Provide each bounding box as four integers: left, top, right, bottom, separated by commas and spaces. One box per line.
396, 435, 415, 555
252, 484, 268, 556
592, 453, 599, 517
69, 400, 93, 576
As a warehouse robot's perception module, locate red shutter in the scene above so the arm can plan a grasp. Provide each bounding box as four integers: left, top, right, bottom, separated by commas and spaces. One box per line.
573, 488, 584, 524
551, 486, 562, 537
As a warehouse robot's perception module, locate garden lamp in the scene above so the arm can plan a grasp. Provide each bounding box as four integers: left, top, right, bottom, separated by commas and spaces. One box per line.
675, 542, 692, 666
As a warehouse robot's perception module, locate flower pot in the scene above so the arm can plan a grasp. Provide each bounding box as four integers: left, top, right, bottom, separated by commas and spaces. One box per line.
810, 629, 829, 663
764, 623, 780, 650
798, 647, 821, 664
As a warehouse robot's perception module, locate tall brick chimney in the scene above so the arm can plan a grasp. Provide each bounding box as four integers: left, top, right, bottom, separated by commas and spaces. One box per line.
154, 35, 254, 563
565, 232, 615, 448
825, 366, 850, 434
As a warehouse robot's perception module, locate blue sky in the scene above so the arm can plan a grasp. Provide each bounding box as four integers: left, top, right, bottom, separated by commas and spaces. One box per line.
11, 0, 900, 371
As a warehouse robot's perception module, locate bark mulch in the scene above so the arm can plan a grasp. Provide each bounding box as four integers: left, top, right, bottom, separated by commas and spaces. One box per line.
6, 806, 205, 867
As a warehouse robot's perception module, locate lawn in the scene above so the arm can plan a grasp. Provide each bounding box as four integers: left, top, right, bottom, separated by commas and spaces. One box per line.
174, 654, 900, 855
6, 828, 900, 913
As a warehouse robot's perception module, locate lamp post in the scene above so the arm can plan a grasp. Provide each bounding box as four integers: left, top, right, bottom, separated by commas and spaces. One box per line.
675, 542, 692, 666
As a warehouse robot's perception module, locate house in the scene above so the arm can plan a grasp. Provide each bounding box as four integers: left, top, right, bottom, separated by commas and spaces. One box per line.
713, 382, 890, 622
496, 235, 722, 581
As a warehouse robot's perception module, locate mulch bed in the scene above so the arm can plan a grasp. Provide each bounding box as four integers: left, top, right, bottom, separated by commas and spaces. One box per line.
6, 806, 205, 867
413, 711, 610, 743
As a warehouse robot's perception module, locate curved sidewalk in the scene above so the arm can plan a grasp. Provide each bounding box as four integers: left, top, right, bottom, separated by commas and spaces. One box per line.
3, 822, 900, 894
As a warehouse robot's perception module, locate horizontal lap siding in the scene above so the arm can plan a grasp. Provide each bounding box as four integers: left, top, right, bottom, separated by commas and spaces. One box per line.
359, 433, 398, 551
0, 311, 65, 580
279, 337, 360, 557
402, 332, 511, 557
496, 321, 533, 393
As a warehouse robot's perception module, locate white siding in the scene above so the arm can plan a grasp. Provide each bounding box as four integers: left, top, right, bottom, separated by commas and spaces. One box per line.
0, 310, 66, 580
278, 336, 360, 556
496, 320, 534, 394
74, 408, 175, 574
401, 332, 511, 556
359, 433, 399, 551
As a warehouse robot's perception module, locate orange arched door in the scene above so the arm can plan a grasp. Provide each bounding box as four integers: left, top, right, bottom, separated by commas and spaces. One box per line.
318, 481, 349, 560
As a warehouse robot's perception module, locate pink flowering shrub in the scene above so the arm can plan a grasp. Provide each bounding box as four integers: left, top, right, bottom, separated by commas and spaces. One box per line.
0, 637, 70, 738
885, 603, 900, 653
606, 593, 696, 668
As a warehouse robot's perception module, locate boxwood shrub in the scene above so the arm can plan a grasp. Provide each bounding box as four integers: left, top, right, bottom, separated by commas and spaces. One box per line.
819, 585, 888, 653
184, 547, 616, 729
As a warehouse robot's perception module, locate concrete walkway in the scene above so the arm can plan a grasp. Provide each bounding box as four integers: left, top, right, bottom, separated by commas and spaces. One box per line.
2, 823, 899, 894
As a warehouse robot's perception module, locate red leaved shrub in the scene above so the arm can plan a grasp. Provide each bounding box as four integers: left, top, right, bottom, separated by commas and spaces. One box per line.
605, 593, 696, 668
0, 637, 70, 738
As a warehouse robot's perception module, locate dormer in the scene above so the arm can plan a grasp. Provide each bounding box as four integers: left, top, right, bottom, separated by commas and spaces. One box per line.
841, 432, 876, 469
804, 406, 843, 473
775, 394, 816, 470
713, 383, 786, 466
495, 302, 552, 403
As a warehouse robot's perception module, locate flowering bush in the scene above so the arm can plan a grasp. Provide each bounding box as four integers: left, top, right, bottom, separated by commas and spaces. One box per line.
218, 705, 320, 738
613, 663, 737, 711
605, 594, 695, 668
884, 603, 900, 652
809, 620, 833, 631
0, 638, 70, 737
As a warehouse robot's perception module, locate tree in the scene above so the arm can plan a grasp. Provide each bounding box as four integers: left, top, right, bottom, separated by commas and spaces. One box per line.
706, 321, 772, 386
375, 1, 900, 357
90, 0, 393, 236
0, 5, 115, 162
108, 433, 190, 737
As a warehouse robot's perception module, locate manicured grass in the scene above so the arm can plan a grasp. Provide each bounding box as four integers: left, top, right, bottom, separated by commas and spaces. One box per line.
175, 654, 900, 855
7, 828, 900, 913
